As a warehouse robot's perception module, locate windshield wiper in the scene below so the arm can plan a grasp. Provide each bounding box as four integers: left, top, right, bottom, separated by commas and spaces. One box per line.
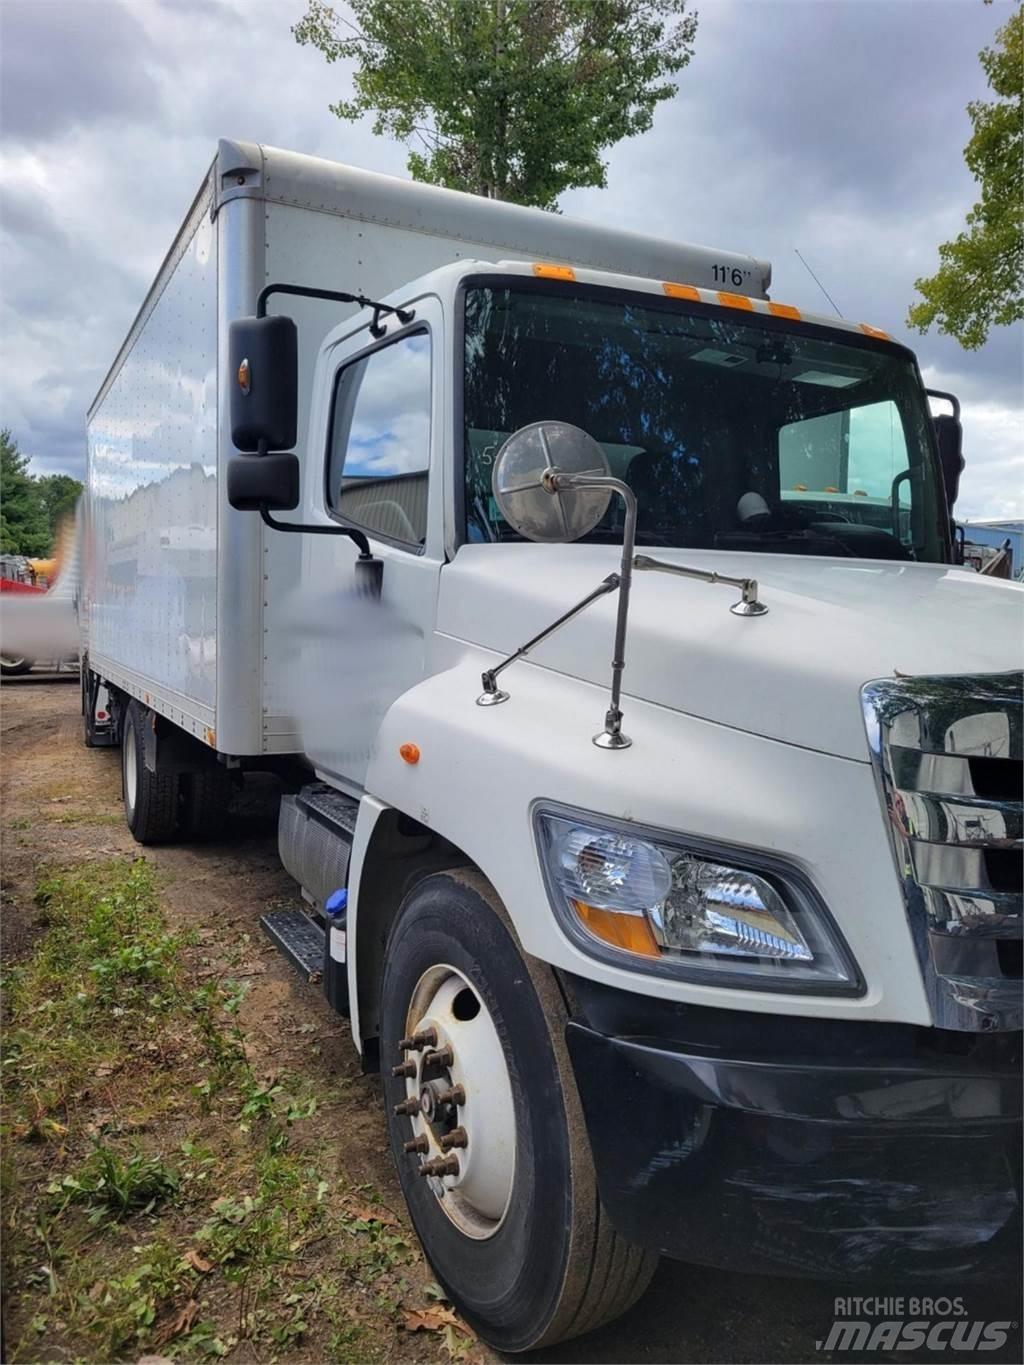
715, 527, 860, 559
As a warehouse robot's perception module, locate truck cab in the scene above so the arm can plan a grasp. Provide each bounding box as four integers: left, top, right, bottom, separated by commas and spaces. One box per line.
227, 256, 1021, 1348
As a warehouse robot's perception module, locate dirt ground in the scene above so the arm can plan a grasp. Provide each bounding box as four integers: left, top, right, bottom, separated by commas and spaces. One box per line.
2, 679, 1021, 1365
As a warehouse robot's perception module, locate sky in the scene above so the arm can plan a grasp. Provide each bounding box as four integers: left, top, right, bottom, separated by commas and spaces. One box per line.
1, 0, 1020, 521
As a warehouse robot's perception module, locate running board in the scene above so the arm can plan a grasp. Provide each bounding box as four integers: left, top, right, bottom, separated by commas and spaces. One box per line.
260, 909, 325, 984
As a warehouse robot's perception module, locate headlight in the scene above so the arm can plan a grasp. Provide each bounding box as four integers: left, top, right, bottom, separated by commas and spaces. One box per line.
535, 808, 860, 992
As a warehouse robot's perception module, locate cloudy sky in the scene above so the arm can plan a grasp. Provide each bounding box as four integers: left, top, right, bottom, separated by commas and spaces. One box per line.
1, 0, 1020, 519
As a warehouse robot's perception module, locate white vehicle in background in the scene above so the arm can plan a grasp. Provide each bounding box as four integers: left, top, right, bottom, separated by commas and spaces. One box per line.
79, 141, 1022, 1353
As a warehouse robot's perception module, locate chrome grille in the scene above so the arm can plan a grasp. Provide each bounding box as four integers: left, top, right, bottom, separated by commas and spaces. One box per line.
862, 671, 1022, 1032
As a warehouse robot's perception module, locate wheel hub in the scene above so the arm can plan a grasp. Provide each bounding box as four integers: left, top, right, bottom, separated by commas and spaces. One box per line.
394, 964, 516, 1239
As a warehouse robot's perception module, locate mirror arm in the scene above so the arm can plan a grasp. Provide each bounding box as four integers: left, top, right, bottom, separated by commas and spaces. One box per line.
258, 505, 373, 559
478, 574, 621, 706
252, 436, 374, 560
546, 473, 638, 749
633, 555, 768, 617
256, 282, 414, 331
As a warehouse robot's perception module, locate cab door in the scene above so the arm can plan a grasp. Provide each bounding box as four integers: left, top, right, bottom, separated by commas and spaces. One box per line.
295, 300, 445, 789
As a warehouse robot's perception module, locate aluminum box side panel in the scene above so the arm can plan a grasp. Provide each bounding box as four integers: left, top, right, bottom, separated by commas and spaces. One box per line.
225, 138, 771, 297
85, 177, 219, 716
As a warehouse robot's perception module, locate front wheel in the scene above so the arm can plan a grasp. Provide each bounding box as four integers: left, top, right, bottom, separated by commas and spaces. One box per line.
381, 869, 656, 1353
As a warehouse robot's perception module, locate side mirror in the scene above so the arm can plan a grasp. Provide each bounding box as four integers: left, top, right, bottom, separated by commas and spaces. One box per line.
933, 414, 964, 511
229, 315, 298, 452
227, 452, 300, 511
926, 389, 964, 512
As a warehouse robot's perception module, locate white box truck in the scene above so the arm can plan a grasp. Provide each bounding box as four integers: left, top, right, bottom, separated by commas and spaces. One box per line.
81, 140, 1021, 1352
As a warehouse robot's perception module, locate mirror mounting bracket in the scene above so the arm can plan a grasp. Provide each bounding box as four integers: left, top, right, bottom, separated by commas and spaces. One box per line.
478, 573, 621, 708
633, 555, 768, 617
256, 282, 414, 331
253, 438, 374, 561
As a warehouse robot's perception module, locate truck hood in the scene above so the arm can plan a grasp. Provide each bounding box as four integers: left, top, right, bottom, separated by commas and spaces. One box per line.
437, 546, 1023, 761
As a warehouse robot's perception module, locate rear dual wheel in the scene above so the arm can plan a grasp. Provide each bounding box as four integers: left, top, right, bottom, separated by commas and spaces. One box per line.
121, 699, 180, 844
381, 869, 656, 1353
120, 699, 232, 845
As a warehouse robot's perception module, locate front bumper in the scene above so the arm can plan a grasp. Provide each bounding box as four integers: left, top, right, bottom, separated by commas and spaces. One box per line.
564, 977, 1021, 1281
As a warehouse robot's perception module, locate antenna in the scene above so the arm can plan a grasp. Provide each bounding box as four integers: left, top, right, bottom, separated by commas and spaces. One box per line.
794, 248, 842, 317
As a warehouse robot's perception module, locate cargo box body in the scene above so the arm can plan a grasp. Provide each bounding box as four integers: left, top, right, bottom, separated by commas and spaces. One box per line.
83, 139, 771, 758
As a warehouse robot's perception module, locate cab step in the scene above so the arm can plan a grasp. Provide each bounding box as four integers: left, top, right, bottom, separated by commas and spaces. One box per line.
260, 908, 325, 983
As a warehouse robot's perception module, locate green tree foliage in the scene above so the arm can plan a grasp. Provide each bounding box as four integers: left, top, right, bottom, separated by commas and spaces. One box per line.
907, 4, 1023, 348
0, 430, 81, 557
294, 0, 698, 210
37, 473, 83, 539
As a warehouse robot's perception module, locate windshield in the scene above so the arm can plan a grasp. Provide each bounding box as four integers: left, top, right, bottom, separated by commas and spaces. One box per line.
462, 283, 950, 563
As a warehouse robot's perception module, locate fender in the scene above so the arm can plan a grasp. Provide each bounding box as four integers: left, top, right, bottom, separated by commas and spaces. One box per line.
344, 652, 929, 1050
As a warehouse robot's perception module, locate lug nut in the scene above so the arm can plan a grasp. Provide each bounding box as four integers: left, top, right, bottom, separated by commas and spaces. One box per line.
403, 1134, 429, 1154
398, 1036, 418, 1052
439, 1126, 468, 1151
413, 1027, 438, 1048
392, 1060, 417, 1079
423, 1045, 454, 1073
394, 1097, 421, 1117
438, 1084, 465, 1107
418, 1154, 460, 1179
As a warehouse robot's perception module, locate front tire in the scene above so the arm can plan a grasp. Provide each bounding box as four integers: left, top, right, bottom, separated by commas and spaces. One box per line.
122, 700, 179, 844
380, 869, 656, 1353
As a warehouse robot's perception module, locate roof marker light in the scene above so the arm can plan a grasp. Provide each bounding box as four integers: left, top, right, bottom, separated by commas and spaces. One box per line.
717, 291, 754, 311
663, 282, 701, 301
768, 302, 801, 320
859, 323, 891, 340
533, 263, 575, 281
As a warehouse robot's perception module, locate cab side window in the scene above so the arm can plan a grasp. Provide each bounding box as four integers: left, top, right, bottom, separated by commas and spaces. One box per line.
327, 331, 431, 547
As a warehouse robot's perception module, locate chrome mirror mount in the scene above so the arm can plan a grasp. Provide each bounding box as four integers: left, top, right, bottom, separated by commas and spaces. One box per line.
633, 555, 768, 617
480, 422, 768, 751
482, 422, 638, 750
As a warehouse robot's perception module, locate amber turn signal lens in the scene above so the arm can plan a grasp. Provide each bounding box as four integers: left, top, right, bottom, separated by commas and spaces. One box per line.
399, 743, 421, 765
237, 358, 251, 394
570, 900, 660, 957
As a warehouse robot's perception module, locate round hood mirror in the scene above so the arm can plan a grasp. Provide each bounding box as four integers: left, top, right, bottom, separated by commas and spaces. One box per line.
492, 421, 611, 543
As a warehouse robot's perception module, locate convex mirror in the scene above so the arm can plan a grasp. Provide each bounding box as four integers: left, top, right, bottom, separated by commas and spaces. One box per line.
491, 421, 612, 543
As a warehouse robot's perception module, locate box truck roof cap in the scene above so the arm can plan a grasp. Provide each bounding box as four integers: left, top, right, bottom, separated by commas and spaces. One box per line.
215, 138, 771, 294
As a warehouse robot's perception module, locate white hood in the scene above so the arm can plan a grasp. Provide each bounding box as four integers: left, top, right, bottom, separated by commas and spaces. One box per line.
438, 545, 1024, 761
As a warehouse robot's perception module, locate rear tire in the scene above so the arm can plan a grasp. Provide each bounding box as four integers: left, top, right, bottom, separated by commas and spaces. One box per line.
122, 700, 179, 844
180, 765, 233, 841
380, 868, 656, 1353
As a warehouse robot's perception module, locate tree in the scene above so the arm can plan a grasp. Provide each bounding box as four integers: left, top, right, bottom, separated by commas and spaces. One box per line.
907, 4, 1023, 349
0, 429, 50, 557
294, 0, 698, 210
37, 473, 83, 540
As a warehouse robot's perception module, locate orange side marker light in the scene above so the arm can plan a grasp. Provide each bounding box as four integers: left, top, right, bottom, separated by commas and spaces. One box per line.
399, 743, 421, 765
663, 282, 701, 301
532, 263, 575, 281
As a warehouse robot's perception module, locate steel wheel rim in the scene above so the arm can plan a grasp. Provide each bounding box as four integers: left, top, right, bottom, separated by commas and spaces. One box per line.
396, 963, 516, 1240
124, 722, 138, 813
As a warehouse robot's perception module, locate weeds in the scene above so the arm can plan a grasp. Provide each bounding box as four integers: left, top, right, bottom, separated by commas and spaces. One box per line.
2, 857, 427, 1362
48, 1144, 180, 1224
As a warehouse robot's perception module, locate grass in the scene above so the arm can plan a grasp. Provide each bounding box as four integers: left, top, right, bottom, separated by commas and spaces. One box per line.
1, 857, 456, 1363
